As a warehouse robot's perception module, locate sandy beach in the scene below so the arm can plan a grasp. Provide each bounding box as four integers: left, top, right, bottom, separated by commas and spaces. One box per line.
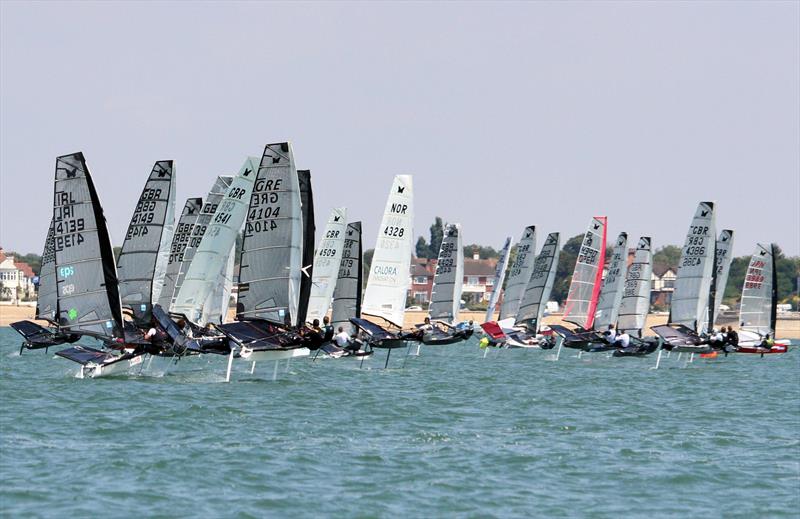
3, 303, 798, 339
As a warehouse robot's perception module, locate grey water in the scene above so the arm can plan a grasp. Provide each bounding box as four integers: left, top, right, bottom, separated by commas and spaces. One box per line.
1, 328, 798, 518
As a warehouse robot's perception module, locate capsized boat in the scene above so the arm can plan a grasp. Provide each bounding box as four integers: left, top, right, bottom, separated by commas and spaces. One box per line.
735, 243, 790, 355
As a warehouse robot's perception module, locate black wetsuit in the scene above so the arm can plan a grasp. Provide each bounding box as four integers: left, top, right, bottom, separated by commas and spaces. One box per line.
322, 325, 334, 343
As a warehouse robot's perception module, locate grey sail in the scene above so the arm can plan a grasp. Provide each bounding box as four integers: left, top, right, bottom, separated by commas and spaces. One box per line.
151, 167, 176, 304
297, 169, 315, 326
331, 221, 362, 335
738, 243, 776, 337
429, 223, 464, 323
499, 226, 536, 321
172, 176, 232, 311
156, 197, 203, 310
563, 217, 607, 330
669, 202, 716, 332
35, 220, 58, 323
485, 236, 513, 321
617, 236, 653, 337
52, 152, 122, 339
710, 229, 734, 326
593, 232, 629, 330
236, 142, 303, 326
516, 232, 560, 333
116, 160, 175, 319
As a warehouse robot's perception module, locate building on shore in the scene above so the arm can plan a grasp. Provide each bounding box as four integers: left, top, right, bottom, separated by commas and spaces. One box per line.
409, 252, 500, 307
0, 248, 37, 302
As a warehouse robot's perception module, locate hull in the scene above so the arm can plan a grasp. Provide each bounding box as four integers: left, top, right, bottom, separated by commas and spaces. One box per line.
735, 344, 789, 355
371, 338, 415, 349
239, 347, 311, 362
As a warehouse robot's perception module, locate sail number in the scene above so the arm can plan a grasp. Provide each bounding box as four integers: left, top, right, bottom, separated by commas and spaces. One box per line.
383, 226, 405, 237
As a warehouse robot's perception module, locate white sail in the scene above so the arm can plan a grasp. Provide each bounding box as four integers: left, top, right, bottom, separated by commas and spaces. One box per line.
236, 143, 304, 326
617, 236, 653, 337
711, 229, 734, 326
594, 232, 629, 330
151, 168, 176, 304
516, 232, 560, 333
499, 226, 536, 321
669, 202, 716, 333
201, 243, 236, 325
171, 176, 232, 311
485, 236, 513, 321
428, 223, 464, 323
156, 197, 203, 310
563, 217, 607, 330
305, 207, 348, 324
172, 159, 257, 323
738, 243, 776, 337
362, 175, 413, 327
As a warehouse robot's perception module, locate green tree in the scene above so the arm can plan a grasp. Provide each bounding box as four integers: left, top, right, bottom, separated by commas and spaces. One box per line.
653, 245, 682, 273
463, 244, 499, 260
428, 217, 444, 259
415, 236, 430, 259
550, 234, 585, 303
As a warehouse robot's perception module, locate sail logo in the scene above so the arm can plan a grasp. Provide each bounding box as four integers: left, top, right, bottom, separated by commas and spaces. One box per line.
67, 308, 78, 320
59, 266, 75, 278
61, 284, 75, 296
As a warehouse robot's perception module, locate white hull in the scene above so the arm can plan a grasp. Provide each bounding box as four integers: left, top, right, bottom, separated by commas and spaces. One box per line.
239, 347, 310, 362
77, 353, 146, 379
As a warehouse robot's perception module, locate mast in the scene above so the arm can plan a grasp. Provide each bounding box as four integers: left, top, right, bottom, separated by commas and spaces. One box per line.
485, 236, 512, 322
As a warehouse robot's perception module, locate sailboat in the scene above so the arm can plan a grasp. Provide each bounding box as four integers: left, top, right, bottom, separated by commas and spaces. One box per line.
305, 207, 348, 325
350, 175, 419, 366
215, 143, 313, 377
735, 243, 790, 354
548, 217, 609, 350
651, 202, 718, 353
484, 236, 513, 322
11, 220, 80, 351
421, 223, 471, 345
116, 160, 176, 327
612, 237, 661, 357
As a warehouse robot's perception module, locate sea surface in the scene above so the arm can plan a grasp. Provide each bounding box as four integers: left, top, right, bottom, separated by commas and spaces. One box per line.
1, 328, 798, 518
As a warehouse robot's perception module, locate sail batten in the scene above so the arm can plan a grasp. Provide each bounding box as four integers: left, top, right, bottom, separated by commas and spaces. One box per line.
563, 217, 607, 330
499, 226, 536, 320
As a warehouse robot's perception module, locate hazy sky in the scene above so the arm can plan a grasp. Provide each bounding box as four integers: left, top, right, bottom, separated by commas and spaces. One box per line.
1, 1, 798, 258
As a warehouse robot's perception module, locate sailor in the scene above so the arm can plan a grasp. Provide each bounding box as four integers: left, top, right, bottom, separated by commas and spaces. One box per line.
420, 317, 433, 331
321, 316, 334, 342
304, 319, 325, 350
466, 320, 474, 331
616, 331, 631, 349
604, 324, 617, 344
725, 326, 739, 348
334, 326, 352, 348
759, 334, 775, 350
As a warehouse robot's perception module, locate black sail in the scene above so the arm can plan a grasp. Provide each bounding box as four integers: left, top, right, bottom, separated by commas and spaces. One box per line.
35, 220, 58, 324
52, 152, 122, 339
297, 169, 315, 326
116, 160, 175, 323
331, 221, 363, 335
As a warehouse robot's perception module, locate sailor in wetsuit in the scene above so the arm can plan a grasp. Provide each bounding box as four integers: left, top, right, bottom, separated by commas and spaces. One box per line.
759, 333, 775, 350
304, 319, 325, 350
321, 316, 334, 343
